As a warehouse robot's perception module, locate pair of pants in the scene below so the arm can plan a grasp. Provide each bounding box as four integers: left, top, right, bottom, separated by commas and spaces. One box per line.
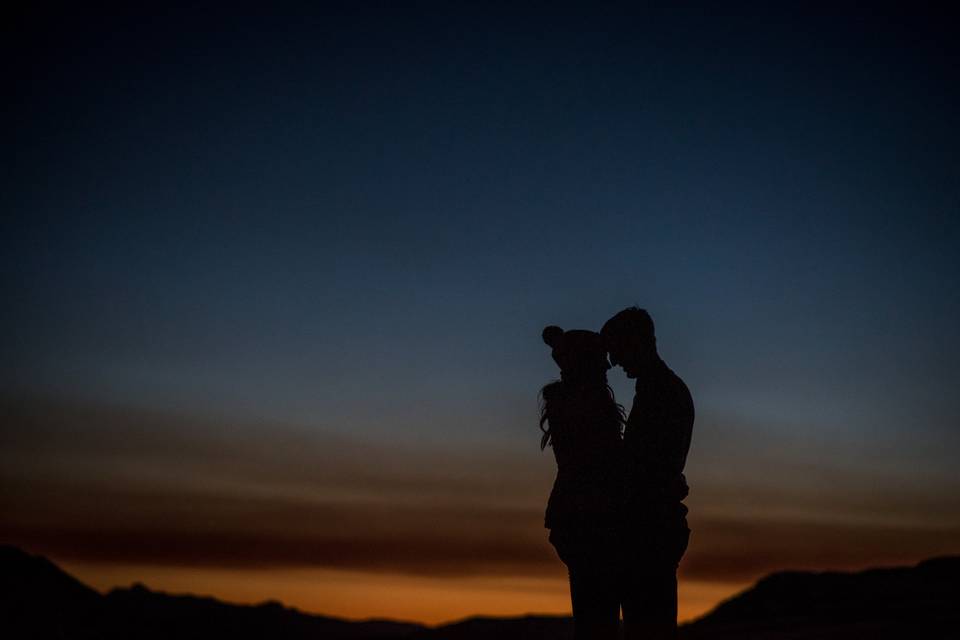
620, 559, 681, 639
549, 526, 621, 640
551, 516, 690, 640
621, 514, 690, 640
567, 562, 620, 640
566, 561, 683, 640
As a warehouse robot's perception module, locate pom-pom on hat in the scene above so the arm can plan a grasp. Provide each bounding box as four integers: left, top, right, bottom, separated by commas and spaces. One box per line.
542, 325, 610, 376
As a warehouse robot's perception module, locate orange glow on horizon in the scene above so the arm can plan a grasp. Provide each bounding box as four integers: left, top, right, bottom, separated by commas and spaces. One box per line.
59, 560, 748, 626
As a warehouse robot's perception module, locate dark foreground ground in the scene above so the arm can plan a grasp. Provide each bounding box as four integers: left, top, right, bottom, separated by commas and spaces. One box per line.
2, 545, 957, 639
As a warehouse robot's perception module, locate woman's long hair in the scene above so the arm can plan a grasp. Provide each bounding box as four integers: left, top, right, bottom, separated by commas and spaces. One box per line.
539, 375, 625, 450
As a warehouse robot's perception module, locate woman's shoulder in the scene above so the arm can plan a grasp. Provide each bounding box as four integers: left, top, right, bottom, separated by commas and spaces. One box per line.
541, 380, 565, 400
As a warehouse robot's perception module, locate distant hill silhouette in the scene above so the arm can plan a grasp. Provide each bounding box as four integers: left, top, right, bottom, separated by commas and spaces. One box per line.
682, 556, 959, 639
1, 545, 426, 639
408, 615, 573, 640
1, 544, 106, 638
2, 544, 958, 639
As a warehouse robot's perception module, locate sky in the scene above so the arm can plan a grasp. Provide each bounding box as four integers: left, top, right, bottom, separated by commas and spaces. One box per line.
3, 2, 959, 625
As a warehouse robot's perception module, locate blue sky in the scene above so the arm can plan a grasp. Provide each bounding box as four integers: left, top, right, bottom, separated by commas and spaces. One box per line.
3, 2, 958, 622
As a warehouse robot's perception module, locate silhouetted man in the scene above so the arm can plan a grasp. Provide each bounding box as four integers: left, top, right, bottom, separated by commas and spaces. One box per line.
601, 307, 693, 640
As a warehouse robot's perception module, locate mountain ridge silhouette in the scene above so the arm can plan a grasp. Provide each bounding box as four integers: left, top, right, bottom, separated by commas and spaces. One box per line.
2, 544, 957, 638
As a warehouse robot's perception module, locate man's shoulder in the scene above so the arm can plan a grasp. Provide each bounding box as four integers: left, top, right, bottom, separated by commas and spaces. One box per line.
657, 361, 690, 393
627, 362, 693, 423
670, 368, 692, 401
660, 363, 694, 418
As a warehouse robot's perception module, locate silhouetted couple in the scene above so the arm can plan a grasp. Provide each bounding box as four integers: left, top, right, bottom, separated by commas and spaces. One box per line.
540, 308, 693, 640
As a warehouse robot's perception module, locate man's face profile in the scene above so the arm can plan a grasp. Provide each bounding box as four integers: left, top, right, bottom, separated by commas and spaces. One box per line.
606, 337, 641, 379
607, 335, 647, 378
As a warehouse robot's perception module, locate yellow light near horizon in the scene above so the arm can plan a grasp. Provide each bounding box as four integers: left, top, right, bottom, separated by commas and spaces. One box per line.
59, 560, 749, 626
679, 579, 752, 622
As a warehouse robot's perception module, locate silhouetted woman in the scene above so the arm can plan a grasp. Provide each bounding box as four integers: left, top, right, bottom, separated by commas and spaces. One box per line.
540, 325, 625, 640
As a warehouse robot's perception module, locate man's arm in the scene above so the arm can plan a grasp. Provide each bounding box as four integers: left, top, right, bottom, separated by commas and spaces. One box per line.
624, 373, 693, 502
660, 376, 694, 479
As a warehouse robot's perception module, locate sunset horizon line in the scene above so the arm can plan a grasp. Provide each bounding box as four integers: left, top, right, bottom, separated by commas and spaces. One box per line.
17, 543, 951, 627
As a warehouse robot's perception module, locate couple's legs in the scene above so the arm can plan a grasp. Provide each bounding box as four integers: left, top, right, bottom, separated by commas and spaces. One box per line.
621, 514, 690, 640
567, 564, 620, 640
567, 562, 679, 640
620, 563, 679, 640
553, 523, 687, 640
551, 528, 620, 640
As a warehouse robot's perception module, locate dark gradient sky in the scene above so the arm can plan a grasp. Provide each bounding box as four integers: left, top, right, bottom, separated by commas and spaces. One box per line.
3, 2, 959, 624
